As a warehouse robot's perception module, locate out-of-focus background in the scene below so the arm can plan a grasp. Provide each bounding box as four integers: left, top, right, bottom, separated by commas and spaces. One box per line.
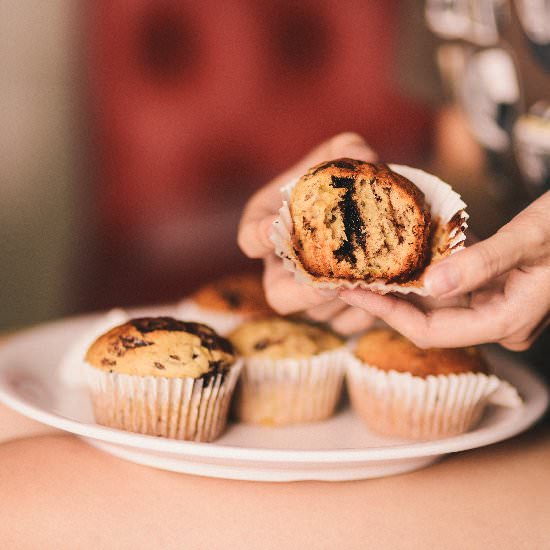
2, 0, 549, 332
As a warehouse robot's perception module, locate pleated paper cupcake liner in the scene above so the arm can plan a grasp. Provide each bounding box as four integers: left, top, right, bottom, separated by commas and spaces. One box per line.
58, 309, 130, 388
235, 348, 350, 426
84, 359, 243, 442
271, 163, 468, 296
346, 358, 522, 440
175, 299, 248, 336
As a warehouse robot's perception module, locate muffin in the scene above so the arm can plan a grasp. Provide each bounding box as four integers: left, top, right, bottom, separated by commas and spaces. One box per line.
176, 273, 272, 335
272, 159, 469, 295
347, 328, 520, 440
229, 317, 348, 426
58, 308, 129, 388
290, 159, 431, 282
84, 317, 242, 442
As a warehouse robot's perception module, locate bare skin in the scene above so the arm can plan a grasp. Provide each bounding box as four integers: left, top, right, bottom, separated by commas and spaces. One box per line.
1, 429, 549, 549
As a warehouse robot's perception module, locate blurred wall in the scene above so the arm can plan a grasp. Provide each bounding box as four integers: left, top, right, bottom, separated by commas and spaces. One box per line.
87, 0, 435, 310
0, 0, 80, 330
0, 1, 436, 329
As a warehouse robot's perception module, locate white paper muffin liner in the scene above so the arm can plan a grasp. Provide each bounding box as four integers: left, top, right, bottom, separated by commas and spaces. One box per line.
271, 164, 469, 295
174, 299, 248, 336
58, 309, 130, 388
235, 347, 350, 426
346, 357, 522, 440
84, 359, 243, 442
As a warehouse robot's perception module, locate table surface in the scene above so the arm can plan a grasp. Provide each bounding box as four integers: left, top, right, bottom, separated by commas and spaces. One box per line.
0, 333, 548, 550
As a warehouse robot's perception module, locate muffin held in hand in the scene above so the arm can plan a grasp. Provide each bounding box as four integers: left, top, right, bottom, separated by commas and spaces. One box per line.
273, 158, 469, 296
229, 317, 349, 426
176, 273, 272, 335
85, 317, 242, 442
347, 328, 520, 440
290, 159, 431, 283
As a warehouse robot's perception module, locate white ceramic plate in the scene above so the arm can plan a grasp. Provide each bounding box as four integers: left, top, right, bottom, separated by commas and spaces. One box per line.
0, 312, 547, 482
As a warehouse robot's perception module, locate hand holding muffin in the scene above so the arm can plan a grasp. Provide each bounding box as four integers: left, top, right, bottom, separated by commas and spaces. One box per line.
237, 132, 379, 335
341, 190, 550, 350
238, 132, 549, 350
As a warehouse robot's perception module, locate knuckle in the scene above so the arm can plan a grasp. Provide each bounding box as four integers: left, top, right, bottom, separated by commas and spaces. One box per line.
525, 223, 546, 250
501, 338, 532, 351
408, 333, 429, 349
305, 308, 329, 321
236, 231, 251, 256
237, 224, 264, 259
512, 212, 549, 252
264, 286, 291, 315
491, 311, 515, 341
332, 310, 374, 336
476, 242, 502, 280
330, 320, 356, 336
329, 132, 364, 155
333, 131, 364, 146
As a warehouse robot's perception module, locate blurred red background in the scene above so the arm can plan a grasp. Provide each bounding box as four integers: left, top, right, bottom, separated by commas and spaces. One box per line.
83, 0, 434, 310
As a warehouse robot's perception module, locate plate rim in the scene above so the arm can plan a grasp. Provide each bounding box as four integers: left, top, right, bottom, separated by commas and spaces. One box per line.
0, 314, 547, 465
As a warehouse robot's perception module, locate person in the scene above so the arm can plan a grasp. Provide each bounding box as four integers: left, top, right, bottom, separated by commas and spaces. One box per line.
238, 132, 550, 351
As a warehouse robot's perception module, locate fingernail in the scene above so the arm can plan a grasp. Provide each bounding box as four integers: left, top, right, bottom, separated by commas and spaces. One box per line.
425, 262, 460, 297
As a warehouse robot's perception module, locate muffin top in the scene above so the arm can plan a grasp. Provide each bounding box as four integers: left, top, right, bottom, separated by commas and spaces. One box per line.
192, 273, 272, 315
229, 317, 343, 359
355, 328, 489, 377
290, 159, 431, 283
85, 317, 235, 379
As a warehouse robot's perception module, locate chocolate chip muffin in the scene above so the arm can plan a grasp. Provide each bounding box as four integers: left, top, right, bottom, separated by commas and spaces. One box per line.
176, 273, 272, 335
290, 159, 431, 282
85, 317, 242, 442
86, 317, 235, 379
346, 328, 511, 440
230, 317, 343, 360
229, 317, 348, 426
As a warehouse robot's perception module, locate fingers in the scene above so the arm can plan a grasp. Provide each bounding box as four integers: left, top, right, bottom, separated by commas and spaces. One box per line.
238, 211, 278, 259
237, 132, 377, 259
263, 255, 337, 314
425, 194, 550, 299
425, 231, 525, 298
237, 180, 282, 258
495, 267, 550, 350
330, 306, 376, 335
339, 289, 501, 348
304, 299, 347, 322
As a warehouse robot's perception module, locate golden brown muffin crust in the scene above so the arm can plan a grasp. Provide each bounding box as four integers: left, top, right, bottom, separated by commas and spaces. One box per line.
290, 159, 431, 283
85, 317, 235, 379
192, 274, 272, 315
355, 328, 489, 377
229, 317, 343, 359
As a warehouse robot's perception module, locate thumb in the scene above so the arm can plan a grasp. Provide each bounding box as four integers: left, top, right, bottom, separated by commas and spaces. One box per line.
425, 229, 527, 298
